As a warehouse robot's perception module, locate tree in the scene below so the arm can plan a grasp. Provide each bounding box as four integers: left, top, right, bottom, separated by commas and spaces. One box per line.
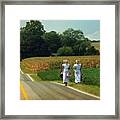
61, 28, 84, 47
73, 38, 91, 55
86, 46, 100, 55
20, 21, 100, 58
57, 47, 73, 56
20, 20, 50, 59
43, 31, 62, 53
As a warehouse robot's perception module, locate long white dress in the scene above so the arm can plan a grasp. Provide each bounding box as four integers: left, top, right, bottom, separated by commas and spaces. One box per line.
62, 63, 70, 83
73, 64, 81, 83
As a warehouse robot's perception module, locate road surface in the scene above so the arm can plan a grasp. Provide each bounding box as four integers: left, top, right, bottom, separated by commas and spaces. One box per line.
20, 73, 99, 100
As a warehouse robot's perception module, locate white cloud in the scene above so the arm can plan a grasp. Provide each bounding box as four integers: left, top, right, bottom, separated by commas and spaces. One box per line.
85, 31, 100, 41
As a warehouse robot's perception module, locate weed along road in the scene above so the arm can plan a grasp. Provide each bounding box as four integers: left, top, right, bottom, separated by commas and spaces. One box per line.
20, 72, 99, 100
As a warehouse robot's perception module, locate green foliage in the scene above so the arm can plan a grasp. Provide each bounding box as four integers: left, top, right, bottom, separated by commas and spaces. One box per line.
37, 68, 100, 86
37, 69, 61, 81
81, 68, 100, 86
60, 28, 98, 56
43, 31, 62, 53
57, 46, 73, 56
20, 20, 100, 59
30, 74, 42, 81
21, 20, 45, 36
20, 20, 50, 59
73, 38, 91, 55
86, 46, 100, 55
61, 28, 84, 47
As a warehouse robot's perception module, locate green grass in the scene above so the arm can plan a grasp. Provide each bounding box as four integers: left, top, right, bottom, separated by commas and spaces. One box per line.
68, 83, 100, 96
37, 68, 100, 86
30, 74, 42, 81
37, 69, 62, 81
81, 68, 100, 86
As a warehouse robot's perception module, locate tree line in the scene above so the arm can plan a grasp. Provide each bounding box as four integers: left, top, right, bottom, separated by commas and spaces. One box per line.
20, 20, 99, 59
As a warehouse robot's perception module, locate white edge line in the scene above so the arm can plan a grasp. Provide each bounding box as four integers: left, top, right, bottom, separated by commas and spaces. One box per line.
20, 69, 34, 82
26, 74, 34, 82
51, 82, 100, 99
20, 69, 24, 74
20, 68, 100, 99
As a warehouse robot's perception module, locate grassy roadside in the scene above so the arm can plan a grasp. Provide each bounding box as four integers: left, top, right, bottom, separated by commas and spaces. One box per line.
30, 74, 100, 97
68, 83, 100, 96
37, 68, 100, 86
30, 74, 42, 81
56, 81, 100, 97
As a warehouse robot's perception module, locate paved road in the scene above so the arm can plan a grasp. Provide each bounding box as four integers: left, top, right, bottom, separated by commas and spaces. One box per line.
20, 73, 99, 100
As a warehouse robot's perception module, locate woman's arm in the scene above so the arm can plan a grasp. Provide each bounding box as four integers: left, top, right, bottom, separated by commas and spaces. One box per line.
60, 64, 64, 73
80, 64, 82, 72
73, 64, 76, 71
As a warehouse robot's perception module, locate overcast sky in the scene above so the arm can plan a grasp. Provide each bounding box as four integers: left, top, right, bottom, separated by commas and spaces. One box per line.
20, 20, 100, 41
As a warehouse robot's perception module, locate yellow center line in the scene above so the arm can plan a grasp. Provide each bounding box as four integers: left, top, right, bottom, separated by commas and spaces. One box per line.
20, 82, 30, 100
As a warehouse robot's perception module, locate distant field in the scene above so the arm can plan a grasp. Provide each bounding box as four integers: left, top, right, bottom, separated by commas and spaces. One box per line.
21, 56, 100, 74
91, 42, 100, 50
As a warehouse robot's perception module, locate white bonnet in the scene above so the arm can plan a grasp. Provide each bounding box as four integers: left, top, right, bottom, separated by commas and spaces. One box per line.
63, 59, 68, 63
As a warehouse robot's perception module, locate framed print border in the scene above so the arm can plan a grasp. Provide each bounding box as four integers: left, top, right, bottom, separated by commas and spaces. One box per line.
0, 0, 119, 119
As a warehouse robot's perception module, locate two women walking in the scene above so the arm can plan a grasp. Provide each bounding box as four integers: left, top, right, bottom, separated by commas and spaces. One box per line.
61, 59, 82, 86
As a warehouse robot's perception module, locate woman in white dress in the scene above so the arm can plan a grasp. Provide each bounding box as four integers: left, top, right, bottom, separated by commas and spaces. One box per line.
61, 60, 70, 86
73, 60, 82, 84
